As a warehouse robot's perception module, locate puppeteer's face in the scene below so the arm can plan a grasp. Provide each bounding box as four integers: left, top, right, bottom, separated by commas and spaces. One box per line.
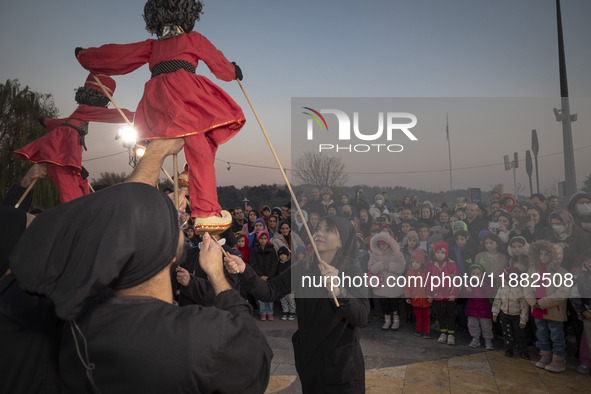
313, 220, 341, 254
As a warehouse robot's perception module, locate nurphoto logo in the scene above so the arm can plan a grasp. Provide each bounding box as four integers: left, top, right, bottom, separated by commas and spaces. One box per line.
302, 107, 418, 153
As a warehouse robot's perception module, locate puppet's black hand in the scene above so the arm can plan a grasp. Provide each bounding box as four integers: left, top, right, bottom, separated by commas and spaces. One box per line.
81, 166, 89, 180
38, 117, 45, 127
75, 47, 83, 58
232, 62, 243, 81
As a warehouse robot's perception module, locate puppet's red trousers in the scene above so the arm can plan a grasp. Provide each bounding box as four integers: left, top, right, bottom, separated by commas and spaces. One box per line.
184, 130, 234, 219
47, 164, 88, 203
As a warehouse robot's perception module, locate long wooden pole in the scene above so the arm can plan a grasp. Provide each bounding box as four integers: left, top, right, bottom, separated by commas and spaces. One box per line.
236, 80, 339, 307
15, 179, 37, 208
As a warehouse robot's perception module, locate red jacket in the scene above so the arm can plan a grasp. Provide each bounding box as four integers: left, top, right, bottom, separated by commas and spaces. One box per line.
405, 268, 432, 308
427, 259, 460, 300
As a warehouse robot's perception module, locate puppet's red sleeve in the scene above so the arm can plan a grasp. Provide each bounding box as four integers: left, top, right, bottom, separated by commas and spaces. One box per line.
77, 40, 154, 76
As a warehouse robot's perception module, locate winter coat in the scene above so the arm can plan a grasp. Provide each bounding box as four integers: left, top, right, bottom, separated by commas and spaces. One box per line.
271, 231, 305, 255
475, 251, 508, 287
368, 233, 406, 298
427, 259, 460, 300
571, 265, 591, 315
404, 268, 431, 308
250, 243, 278, 279
492, 285, 530, 325
523, 241, 570, 322
464, 279, 494, 318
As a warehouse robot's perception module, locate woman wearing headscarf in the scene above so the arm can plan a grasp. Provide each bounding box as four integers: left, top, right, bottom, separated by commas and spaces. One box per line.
568, 191, 591, 236
548, 210, 590, 274
520, 205, 552, 243
10, 183, 271, 393
272, 220, 305, 254
225, 216, 369, 393
0, 207, 63, 393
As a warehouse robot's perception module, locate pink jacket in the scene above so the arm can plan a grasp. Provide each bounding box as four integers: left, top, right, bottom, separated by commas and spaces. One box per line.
368, 232, 406, 298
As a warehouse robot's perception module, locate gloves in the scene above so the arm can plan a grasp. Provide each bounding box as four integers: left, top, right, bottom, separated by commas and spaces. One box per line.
232, 62, 243, 81
38, 117, 45, 127
75, 47, 83, 58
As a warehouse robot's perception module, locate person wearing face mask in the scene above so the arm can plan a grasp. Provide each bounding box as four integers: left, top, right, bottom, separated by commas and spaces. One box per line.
548, 210, 590, 275
369, 194, 390, 220
568, 192, 591, 236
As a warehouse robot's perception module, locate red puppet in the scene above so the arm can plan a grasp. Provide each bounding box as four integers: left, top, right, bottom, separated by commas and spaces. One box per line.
76, 0, 244, 233
14, 74, 133, 203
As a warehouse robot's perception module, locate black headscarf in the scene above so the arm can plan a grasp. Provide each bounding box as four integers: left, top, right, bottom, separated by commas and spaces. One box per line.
0, 207, 27, 277
10, 183, 179, 320
312, 216, 357, 270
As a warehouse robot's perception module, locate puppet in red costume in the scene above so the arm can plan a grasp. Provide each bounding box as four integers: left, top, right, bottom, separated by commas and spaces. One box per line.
14, 74, 134, 203
76, 0, 244, 233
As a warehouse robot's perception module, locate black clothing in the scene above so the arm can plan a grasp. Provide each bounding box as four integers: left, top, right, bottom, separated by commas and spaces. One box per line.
0, 207, 63, 393
59, 291, 272, 393
0, 207, 26, 275
1, 183, 33, 211
250, 243, 279, 278
0, 275, 63, 394
240, 216, 369, 393
11, 183, 179, 320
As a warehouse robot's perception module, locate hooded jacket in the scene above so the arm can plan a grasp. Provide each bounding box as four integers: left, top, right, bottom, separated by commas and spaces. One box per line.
368, 232, 406, 298
523, 240, 570, 322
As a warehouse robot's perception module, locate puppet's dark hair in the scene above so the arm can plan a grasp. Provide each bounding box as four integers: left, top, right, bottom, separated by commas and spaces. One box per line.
143, 0, 204, 36
74, 87, 109, 107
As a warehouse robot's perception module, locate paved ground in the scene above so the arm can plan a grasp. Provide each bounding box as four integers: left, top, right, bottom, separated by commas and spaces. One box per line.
255, 312, 590, 393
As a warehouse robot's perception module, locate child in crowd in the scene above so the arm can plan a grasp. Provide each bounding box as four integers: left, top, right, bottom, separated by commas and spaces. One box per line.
295, 245, 307, 263
417, 224, 431, 257
427, 241, 459, 345
368, 232, 407, 330
523, 240, 570, 373
571, 249, 591, 374
492, 267, 530, 359
448, 230, 477, 278
402, 230, 419, 268
397, 220, 413, 247
235, 232, 250, 264
405, 249, 432, 338
276, 246, 296, 321
463, 263, 495, 350
249, 230, 278, 321
475, 232, 508, 288
507, 236, 529, 273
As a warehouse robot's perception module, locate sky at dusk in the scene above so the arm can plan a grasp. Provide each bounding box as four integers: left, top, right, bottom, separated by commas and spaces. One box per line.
1, 0, 590, 197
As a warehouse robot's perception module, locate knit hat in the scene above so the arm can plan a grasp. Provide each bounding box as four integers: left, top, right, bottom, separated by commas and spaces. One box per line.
410, 248, 426, 265
478, 229, 493, 241
277, 246, 290, 257
84, 73, 116, 95
433, 241, 449, 258
295, 245, 307, 256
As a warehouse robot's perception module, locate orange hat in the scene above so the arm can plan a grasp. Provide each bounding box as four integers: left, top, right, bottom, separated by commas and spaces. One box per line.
84, 73, 116, 96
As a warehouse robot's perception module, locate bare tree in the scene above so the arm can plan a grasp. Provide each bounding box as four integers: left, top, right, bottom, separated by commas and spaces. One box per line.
293, 151, 348, 187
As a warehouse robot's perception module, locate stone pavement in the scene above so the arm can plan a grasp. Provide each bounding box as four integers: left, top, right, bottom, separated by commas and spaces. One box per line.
255, 314, 590, 393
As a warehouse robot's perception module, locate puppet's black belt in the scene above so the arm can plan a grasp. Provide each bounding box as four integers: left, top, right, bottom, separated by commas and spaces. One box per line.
151, 60, 196, 78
